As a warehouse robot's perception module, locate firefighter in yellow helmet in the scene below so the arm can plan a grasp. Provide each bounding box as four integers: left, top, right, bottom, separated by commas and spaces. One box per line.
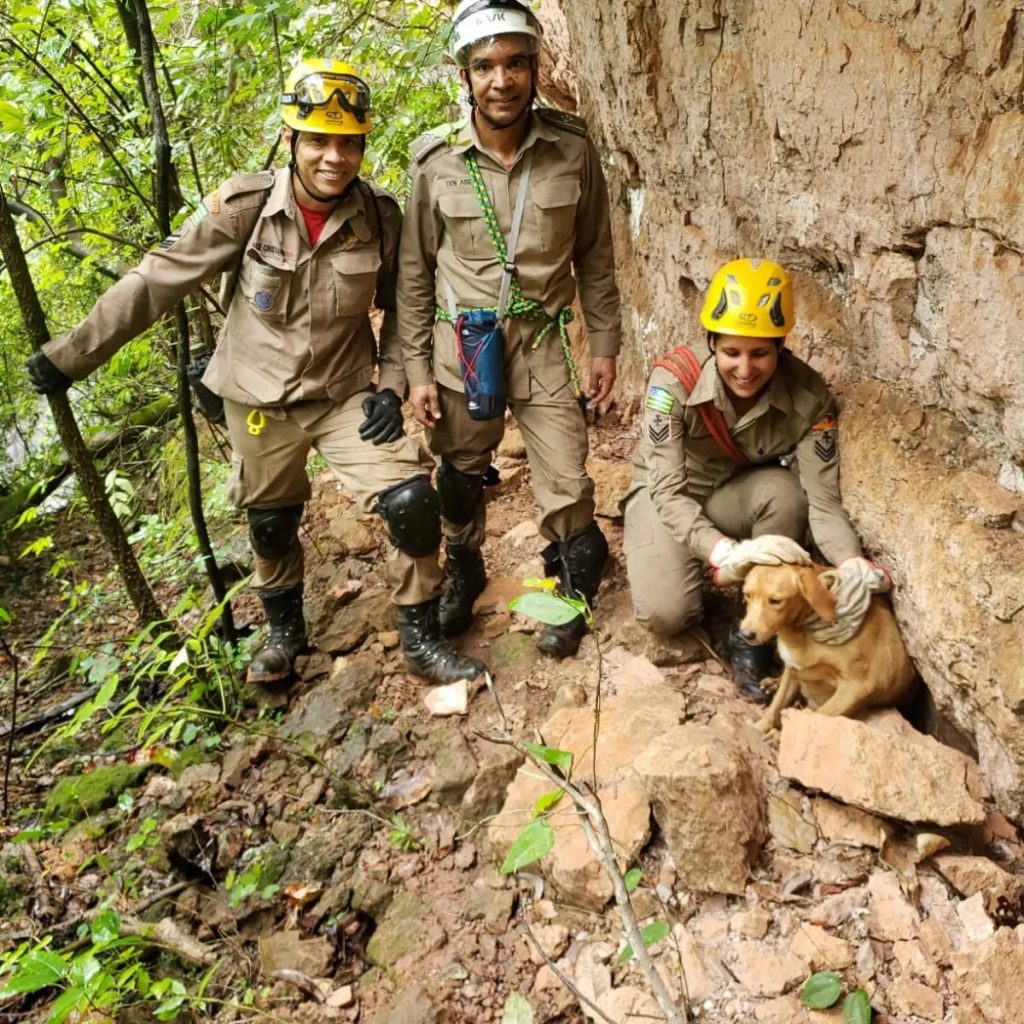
26, 57, 486, 689
622, 258, 893, 701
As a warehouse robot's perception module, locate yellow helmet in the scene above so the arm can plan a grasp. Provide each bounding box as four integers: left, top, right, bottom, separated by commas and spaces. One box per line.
700, 258, 794, 338
281, 58, 372, 135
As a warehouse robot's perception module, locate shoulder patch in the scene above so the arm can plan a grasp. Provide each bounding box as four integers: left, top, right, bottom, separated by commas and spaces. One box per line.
645, 386, 675, 415
409, 132, 450, 163
812, 413, 838, 431
536, 107, 588, 137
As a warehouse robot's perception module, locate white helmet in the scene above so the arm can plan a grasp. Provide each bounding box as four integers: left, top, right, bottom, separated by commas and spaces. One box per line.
449, 0, 543, 68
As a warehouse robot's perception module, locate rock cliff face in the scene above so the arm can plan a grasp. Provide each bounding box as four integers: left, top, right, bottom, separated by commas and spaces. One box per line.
544, 1, 1024, 814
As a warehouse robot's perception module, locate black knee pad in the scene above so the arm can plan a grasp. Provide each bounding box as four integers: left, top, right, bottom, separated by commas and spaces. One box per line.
247, 504, 303, 560
376, 475, 441, 558
436, 461, 485, 527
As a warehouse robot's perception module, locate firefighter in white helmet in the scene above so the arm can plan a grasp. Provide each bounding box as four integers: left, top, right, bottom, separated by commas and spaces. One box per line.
397, 1, 624, 660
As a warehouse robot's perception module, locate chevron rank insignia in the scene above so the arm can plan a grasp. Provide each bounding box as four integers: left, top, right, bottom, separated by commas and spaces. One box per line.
647, 412, 671, 445
814, 430, 837, 462
646, 386, 675, 415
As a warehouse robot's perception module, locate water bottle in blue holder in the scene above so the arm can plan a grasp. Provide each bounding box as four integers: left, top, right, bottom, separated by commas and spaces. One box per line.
455, 309, 506, 421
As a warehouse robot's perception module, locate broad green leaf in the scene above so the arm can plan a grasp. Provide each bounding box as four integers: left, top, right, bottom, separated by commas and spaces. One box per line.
801, 971, 843, 1010
521, 742, 573, 778
617, 920, 671, 963
532, 788, 564, 816
508, 592, 581, 626
89, 910, 120, 944
843, 988, 873, 1024
0, 949, 66, 994
623, 868, 643, 892
45, 985, 84, 1023
502, 992, 535, 1024
500, 819, 555, 875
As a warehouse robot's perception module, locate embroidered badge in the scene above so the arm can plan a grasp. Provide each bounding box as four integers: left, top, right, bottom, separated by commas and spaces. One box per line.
253, 291, 274, 311
646, 386, 675, 415
814, 430, 837, 462
812, 413, 838, 432
647, 412, 670, 445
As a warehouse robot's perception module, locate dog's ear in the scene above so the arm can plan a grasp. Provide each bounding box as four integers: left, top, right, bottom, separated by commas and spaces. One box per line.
798, 568, 838, 622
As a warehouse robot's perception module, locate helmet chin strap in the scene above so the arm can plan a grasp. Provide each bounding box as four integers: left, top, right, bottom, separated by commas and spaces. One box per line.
288, 131, 359, 204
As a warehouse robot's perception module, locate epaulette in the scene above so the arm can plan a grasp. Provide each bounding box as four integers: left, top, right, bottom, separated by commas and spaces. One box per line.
218, 170, 276, 209
409, 121, 464, 163
536, 107, 588, 137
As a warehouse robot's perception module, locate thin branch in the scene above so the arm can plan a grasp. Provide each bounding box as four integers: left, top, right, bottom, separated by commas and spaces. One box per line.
1, 36, 157, 222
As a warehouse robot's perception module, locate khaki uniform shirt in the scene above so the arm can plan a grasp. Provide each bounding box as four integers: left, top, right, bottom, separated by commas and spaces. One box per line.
397, 110, 622, 399
42, 168, 405, 407
628, 349, 863, 564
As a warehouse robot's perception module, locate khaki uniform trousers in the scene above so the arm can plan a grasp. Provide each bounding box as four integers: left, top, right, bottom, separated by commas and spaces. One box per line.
624, 466, 809, 636
224, 394, 441, 605
427, 385, 594, 548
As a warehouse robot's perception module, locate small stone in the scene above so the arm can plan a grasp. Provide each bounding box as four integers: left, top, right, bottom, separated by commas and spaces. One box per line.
808, 886, 869, 928
812, 798, 889, 848
325, 985, 354, 1008
889, 976, 944, 1020
931, 853, 1024, 901
867, 870, 921, 941
259, 930, 333, 977
731, 942, 807, 996
377, 630, 400, 649
768, 784, 817, 854
423, 679, 471, 717
955, 891, 995, 943
270, 821, 301, 845
527, 924, 570, 965
454, 843, 477, 870
789, 923, 854, 970
731, 908, 772, 939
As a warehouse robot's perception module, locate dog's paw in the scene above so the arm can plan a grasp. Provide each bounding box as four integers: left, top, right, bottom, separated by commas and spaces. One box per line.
754, 714, 777, 733
759, 675, 780, 695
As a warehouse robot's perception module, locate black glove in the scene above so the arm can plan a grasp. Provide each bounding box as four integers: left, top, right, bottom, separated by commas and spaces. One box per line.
358, 388, 403, 445
25, 350, 73, 395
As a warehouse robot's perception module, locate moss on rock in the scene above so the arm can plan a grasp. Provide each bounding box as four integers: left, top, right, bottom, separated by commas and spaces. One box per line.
44, 763, 152, 822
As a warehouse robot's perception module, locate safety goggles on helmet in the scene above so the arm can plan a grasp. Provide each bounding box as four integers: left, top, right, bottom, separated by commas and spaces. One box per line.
450, 0, 543, 66
282, 72, 370, 124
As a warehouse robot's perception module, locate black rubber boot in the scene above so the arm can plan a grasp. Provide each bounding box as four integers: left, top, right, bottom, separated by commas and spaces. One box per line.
397, 599, 486, 684
439, 544, 488, 637
726, 626, 774, 705
248, 586, 307, 685
536, 522, 609, 660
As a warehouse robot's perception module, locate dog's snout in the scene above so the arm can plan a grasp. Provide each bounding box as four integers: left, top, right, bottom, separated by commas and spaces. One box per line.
739, 627, 758, 643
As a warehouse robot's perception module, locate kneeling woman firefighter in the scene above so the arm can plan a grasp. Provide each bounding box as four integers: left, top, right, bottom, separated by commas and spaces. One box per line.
621, 258, 892, 701
25, 58, 485, 687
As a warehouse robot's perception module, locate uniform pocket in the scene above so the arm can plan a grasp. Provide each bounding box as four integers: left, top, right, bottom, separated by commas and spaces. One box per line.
530, 176, 581, 254
240, 262, 291, 322
331, 249, 381, 316
438, 191, 489, 260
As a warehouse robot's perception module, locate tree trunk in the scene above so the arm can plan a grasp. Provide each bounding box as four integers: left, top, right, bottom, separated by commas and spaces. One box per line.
0, 185, 166, 628
132, 0, 236, 643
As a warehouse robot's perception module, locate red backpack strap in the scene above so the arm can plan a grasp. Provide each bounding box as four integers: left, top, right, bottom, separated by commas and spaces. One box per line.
652, 346, 750, 465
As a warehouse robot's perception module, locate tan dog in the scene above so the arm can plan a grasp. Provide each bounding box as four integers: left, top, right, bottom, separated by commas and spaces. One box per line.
741, 563, 916, 732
